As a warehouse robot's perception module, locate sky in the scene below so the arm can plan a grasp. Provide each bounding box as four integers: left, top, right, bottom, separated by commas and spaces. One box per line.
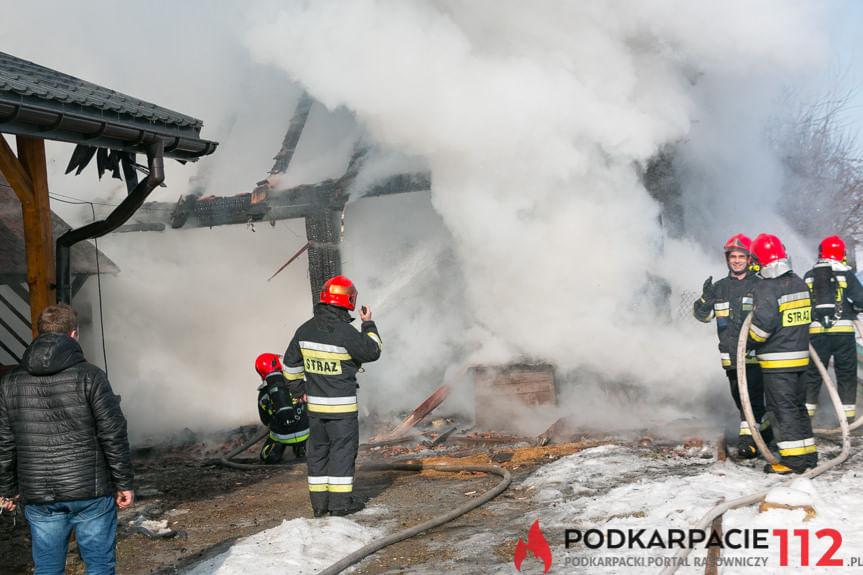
177, 441, 863, 574
2, 1, 863, 442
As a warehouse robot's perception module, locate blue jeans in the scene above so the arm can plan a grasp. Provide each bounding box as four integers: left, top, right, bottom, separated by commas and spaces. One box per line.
24, 495, 117, 575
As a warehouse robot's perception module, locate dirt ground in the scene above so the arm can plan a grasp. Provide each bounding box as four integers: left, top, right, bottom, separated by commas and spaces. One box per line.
0, 424, 711, 574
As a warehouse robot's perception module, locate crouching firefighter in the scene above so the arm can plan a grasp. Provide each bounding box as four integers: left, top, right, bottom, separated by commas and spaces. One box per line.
802, 235, 863, 424
255, 353, 309, 463
693, 234, 771, 458
747, 234, 817, 474
283, 275, 382, 517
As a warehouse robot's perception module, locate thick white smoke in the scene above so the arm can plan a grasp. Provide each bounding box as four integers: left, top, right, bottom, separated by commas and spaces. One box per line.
2, 1, 839, 439
244, 0, 830, 430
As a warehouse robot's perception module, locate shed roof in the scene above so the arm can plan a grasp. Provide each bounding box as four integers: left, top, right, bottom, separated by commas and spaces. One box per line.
0, 51, 217, 160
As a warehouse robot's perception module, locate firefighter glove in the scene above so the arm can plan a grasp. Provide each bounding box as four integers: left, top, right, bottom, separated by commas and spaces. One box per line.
701, 276, 715, 302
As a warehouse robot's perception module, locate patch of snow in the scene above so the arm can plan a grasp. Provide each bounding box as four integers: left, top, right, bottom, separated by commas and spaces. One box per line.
183, 517, 385, 575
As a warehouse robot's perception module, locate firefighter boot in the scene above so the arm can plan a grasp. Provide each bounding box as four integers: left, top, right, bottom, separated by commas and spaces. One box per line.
764, 453, 816, 475
293, 443, 307, 459
330, 498, 365, 517
737, 435, 757, 459
763, 463, 795, 475
760, 424, 774, 446
260, 438, 286, 464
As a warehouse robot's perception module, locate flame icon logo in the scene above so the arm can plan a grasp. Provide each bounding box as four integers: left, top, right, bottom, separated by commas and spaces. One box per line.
513, 519, 552, 573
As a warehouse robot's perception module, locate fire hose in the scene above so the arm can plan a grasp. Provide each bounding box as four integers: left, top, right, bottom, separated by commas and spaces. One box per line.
658, 313, 851, 575
219, 428, 512, 574
219, 427, 272, 470
318, 462, 511, 575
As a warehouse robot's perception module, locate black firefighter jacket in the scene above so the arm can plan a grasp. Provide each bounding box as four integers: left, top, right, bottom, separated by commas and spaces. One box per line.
747, 271, 812, 373
258, 371, 309, 443
283, 303, 382, 419
0, 333, 133, 504
803, 261, 863, 335
693, 271, 760, 370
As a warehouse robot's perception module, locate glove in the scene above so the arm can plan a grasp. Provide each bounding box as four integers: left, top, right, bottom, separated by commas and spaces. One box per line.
701, 276, 715, 302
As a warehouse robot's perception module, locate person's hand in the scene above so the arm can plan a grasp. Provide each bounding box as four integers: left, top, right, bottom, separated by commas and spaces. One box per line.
701, 276, 715, 301
359, 305, 372, 321
116, 490, 135, 509
0, 494, 18, 512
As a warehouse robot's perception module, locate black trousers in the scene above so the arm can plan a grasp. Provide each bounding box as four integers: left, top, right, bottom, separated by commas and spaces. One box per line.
764, 370, 817, 471
726, 363, 767, 434
803, 334, 857, 419
306, 416, 359, 512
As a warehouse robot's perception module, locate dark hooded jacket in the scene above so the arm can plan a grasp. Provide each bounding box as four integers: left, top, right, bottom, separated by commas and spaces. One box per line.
0, 333, 133, 504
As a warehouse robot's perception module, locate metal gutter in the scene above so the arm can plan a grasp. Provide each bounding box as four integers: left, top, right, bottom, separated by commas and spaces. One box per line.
55, 140, 165, 303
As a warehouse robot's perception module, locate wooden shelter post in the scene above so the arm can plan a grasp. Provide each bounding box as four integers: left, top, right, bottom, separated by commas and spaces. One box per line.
0, 134, 56, 336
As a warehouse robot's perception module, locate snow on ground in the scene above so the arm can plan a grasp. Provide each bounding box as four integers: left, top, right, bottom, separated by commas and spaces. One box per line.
183, 517, 384, 575
181, 442, 863, 574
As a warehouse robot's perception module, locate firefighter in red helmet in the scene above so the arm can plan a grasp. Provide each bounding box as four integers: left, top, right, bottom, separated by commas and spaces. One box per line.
254, 353, 309, 463
693, 234, 770, 458
801, 235, 863, 424
746, 234, 817, 474
282, 275, 382, 517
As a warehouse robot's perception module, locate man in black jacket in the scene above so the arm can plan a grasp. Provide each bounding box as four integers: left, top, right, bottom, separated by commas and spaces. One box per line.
693, 234, 770, 458
0, 303, 134, 574
284, 275, 382, 517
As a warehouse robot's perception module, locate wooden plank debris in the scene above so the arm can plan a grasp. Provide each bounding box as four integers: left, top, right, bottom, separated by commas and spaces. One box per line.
372, 383, 452, 442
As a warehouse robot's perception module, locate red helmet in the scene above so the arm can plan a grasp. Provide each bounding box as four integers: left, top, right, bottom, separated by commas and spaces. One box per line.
819, 235, 845, 262
751, 233, 787, 267
724, 234, 751, 255
320, 275, 357, 310
255, 353, 282, 379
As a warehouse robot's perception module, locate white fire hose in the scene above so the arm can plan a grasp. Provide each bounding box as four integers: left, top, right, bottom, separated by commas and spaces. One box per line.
658, 314, 851, 575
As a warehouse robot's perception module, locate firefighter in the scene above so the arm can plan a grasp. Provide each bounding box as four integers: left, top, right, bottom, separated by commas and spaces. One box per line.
801, 235, 863, 424
255, 353, 309, 463
693, 234, 771, 458
747, 234, 817, 474
283, 275, 382, 517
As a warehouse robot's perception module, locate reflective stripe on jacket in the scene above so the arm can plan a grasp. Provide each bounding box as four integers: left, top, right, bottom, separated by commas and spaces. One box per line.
804, 262, 863, 335
283, 303, 382, 418
692, 271, 760, 369
747, 271, 811, 373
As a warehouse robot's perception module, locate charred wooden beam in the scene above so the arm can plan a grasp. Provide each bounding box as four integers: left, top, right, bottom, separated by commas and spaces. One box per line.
113, 170, 431, 233
270, 92, 314, 175
305, 208, 343, 300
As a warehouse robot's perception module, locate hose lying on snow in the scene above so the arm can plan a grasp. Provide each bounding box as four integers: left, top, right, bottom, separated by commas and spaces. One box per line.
319, 462, 511, 575
658, 314, 851, 575
219, 428, 512, 574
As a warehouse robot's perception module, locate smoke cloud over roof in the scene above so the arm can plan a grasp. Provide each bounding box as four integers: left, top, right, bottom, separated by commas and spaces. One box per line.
2, 1, 837, 438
